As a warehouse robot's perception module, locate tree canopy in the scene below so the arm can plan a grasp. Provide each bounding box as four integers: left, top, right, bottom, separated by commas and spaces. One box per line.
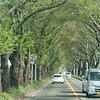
0, 0, 100, 93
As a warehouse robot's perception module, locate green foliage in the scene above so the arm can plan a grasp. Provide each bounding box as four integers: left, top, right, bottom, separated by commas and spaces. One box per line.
0, 93, 13, 100
40, 54, 48, 66
0, 0, 100, 94
19, 32, 35, 59
0, 24, 18, 55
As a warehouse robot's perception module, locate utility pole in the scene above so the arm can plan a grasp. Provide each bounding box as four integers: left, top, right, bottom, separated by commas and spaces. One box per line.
98, 41, 100, 68
86, 36, 89, 70
97, 32, 100, 68
33, 57, 37, 81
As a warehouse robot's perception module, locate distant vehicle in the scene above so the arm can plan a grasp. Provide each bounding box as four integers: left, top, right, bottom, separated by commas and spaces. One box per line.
66, 72, 71, 77
82, 68, 100, 97
52, 74, 64, 84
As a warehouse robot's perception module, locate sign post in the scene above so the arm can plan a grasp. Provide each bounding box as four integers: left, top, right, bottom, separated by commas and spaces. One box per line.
30, 54, 37, 81
33, 59, 37, 81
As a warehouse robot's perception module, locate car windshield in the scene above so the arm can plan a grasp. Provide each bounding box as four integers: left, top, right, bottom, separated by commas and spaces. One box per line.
67, 73, 70, 74
54, 75, 61, 77
90, 72, 100, 81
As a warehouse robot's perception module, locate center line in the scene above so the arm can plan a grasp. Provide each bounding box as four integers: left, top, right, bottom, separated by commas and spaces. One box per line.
65, 79, 81, 100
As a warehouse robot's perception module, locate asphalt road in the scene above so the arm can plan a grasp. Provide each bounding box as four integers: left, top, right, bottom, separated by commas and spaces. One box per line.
25, 76, 100, 100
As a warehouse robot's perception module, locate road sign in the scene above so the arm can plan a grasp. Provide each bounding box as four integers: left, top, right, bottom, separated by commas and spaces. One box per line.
33, 59, 37, 64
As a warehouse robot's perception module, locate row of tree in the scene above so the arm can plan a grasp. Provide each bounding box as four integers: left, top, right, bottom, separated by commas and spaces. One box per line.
69, 0, 100, 76
0, 0, 100, 93
0, 0, 68, 92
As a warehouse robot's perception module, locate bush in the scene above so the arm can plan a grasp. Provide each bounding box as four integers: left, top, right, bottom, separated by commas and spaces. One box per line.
72, 75, 83, 81
0, 92, 13, 100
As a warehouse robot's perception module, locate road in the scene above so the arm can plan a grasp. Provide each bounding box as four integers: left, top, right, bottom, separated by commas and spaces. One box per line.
25, 76, 100, 100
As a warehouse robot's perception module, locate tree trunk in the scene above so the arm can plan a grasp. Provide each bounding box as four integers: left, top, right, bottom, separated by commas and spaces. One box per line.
37, 66, 41, 80
0, 72, 2, 92
10, 51, 19, 88
41, 67, 47, 79
1, 54, 10, 92
18, 57, 24, 85
23, 48, 31, 85
10, 45, 23, 88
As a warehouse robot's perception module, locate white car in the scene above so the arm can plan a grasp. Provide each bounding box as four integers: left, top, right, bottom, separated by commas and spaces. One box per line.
82, 69, 100, 97
66, 72, 71, 77
52, 74, 64, 84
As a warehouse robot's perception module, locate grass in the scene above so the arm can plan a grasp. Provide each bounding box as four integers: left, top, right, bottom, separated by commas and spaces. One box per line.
72, 75, 83, 81
0, 77, 51, 100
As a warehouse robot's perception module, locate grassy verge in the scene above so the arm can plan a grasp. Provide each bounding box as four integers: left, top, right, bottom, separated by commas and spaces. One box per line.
0, 77, 51, 100
72, 75, 83, 81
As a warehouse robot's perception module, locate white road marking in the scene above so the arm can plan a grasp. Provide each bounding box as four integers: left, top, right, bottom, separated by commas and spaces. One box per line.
31, 81, 51, 97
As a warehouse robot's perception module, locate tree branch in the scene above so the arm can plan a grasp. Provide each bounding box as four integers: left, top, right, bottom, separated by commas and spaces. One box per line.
86, 7, 100, 30
17, 0, 67, 30
3, 0, 23, 19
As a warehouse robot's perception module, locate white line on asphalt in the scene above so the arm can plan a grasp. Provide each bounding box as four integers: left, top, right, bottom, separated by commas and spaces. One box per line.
32, 81, 51, 97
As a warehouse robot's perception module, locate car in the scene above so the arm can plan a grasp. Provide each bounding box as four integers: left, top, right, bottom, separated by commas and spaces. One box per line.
52, 74, 64, 84
66, 72, 71, 77
82, 69, 100, 97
